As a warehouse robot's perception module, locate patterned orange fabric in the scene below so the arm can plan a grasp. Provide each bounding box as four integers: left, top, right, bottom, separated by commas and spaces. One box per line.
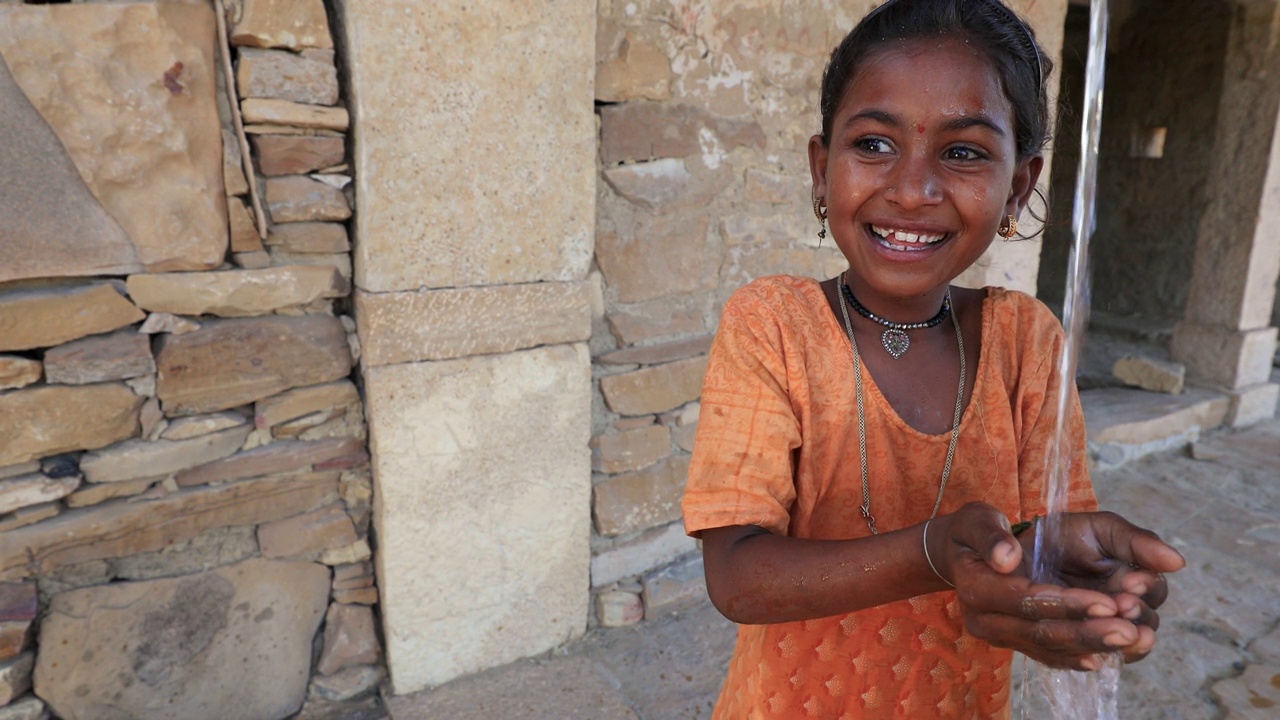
683, 275, 1097, 719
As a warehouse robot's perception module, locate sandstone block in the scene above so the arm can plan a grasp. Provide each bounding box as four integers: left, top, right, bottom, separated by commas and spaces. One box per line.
34, 558, 329, 720
223, 128, 250, 197
0, 696, 45, 720
319, 539, 371, 566
604, 159, 732, 211
591, 522, 697, 588
0, 3, 228, 273
0, 472, 338, 578
364, 345, 591, 690
233, 251, 272, 270
0, 653, 32, 706
162, 412, 249, 441
593, 455, 689, 536
267, 250, 352, 280
356, 282, 593, 367
227, 197, 264, 253
332, 562, 372, 588
0, 357, 39, 392
0, 505, 58, 534
43, 329, 154, 385
0, 583, 35, 623
309, 664, 384, 702
0, 284, 143, 352
595, 590, 643, 627
128, 266, 346, 318
591, 426, 671, 474
1083, 387, 1231, 446
595, 34, 672, 102
332, 587, 378, 605
1113, 355, 1185, 394
241, 98, 348, 131
264, 222, 349, 253
596, 335, 714, 366
266, 175, 351, 223
1226, 382, 1280, 427
599, 103, 765, 165
745, 168, 802, 205
0, 621, 28, 662
80, 424, 253, 484
258, 505, 357, 559
0, 465, 37, 482
1172, 322, 1278, 389
108, 525, 259, 583
237, 48, 338, 106
596, 215, 708, 304
253, 135, 344, 176
316, 603, 380, 676
138, 312, 200, 336
0, 383, 142, 467
175, 437, 365, 487
607, 300, 706, 346
600, 356, 709, 416
156, 315, 353, 416
642, 555, 706, 616
673, 423, 698, 453
232, 0, 333, 50
0, 474, 79, 516
255, 380, 360, 430
63, 477, 154, 510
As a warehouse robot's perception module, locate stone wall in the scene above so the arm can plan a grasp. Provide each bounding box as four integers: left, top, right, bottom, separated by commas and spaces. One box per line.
588, 0, 1069, 628
0, 1, 381, 718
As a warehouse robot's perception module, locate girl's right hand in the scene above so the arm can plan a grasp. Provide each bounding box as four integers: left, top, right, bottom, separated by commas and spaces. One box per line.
928, 502, 1151, 671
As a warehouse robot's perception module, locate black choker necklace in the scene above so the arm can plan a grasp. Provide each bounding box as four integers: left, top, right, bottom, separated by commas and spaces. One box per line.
841, 284, 951, 359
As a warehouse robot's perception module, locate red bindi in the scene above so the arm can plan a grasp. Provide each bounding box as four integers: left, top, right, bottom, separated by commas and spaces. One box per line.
916, 123, 926, 134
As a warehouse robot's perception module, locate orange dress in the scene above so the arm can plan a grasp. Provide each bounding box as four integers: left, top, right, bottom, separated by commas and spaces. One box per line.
682, 275, 1097, 719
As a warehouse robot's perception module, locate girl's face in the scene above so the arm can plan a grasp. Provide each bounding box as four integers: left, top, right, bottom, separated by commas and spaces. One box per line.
809, 37, 1042, 307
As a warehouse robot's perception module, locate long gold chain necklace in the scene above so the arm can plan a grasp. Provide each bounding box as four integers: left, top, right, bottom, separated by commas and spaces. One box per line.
837, 272, 966, 535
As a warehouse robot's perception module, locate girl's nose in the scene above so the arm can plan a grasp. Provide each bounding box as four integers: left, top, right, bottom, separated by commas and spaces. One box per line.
883, 155, 943, 209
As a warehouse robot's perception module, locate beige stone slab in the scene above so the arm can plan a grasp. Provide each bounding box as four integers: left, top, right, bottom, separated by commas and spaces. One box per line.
227, 197, 264, 253
316, 603, 380, 676
241, 98, 348, 131
43, 329, 154, 385
1227, 382, 1280, 428
265, 175, 351, 223
1113, 354, 1186, 394
243, 123, 343, 136
174, 437, 365, 487
254, 380, 360, 430
595, 33, 672, 103
1173, 322, 1278, 389
590, 425, 671, 474
0, 474, 79, 516
162, 411, 249, 441
0, 471, 338, 579
0, 356, 40, 391
222, 127, 250, 197
127, 266, 346, 318
606, 297, 707, 346
1082, 386, 1231, 445
365, 344, 591, 691
0, 383, 143, 467
593, 455, 689, 536
599, 103, 764, 165
356, 282, 592, 367
0, 3, 228, 273
599, 357, 709, 417
590, 522, 697, 588
253, 135, 345, 176
80, 424, 253, 484
596, 215, 708, 304
596, 335, 714, 367
344, 1, 595, 292
0, 652, 32, 706
264, 222, 350, 253
266, 250, 352, 280
0, 283, 143, 353
138, 312, 200, 336
156, 315, 353, 416
63, 477, 154, 510
258, 504, 356, 559
0, 463, 38, 482
231, 0, 333, 50
0, 619, 30, 662
0, 503, 58, 534
237, 47, 338, 105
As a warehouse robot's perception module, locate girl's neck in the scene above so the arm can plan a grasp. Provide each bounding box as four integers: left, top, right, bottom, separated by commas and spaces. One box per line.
842, 277, 952, 325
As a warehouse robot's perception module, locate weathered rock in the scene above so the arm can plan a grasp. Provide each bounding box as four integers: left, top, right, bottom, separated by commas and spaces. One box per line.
0, 284, 143, 352
175, 437, 365, 487
600, 357, 709, 417
1114, 354, 1186, 394
603, 159, 731, 211
355, 282, 593, 366
0, 621, 29, 662
43, 329, 154, 385
158, 412, 247, 442
80, 424, 253, 484
599, 103, 765, 165
0, 383, 143, 467
126, 373, 157, 398
156, 315, 353, 416
332, 562, 372, 590
607, 299, 707, 346
233, 251, 272, 269
1083, 387, 1231, 445
317, 603, 380, 676
255, 381, 360, 430
593, 456, 689, 536
267, 249, 352, 280
672, 423, 698, 453
591, 522, 697, 588
0, 472, 338, 579
0, 583, 36, 623
139, 397, 165, 440
138, 312, 200, 336
241, 98, 349, 131
308, 664, 384, 702
258, 505, 357, 559
0, 3, 228, 273
265, 175, 351, 223
108, 525, 259, 583
253, 135, 345, 176
0, 474, 79, 516
63, 477, 154, 510
232, 0, 333, 50
34, 558, 329, 720
128, 266, 346, 318
596, 216, 708, 304
0, 653, 32, 706
596, 336, 714, 366
596, 590, 644, 627
0, 465, 37, 483
237, 47, 338, 106
596, 33, 672, 102
0, 505, 58, 534
319, 539, 371, 566
0, 696, 46, 720
642, 555, 706, 616
223, 128, 250, 197
227, 197, 265, 253
1210, 664, 1280, 718
591, 426, 671, 474
0, 357, 39, 392
332, 587, 378, 605
264, 222, 350, 253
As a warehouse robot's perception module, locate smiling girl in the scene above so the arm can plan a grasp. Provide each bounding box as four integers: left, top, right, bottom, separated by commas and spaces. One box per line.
681, 1, 1185, 717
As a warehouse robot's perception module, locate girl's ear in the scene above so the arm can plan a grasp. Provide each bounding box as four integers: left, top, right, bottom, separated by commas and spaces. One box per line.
808, 134, 829, 203
1006, 155, 1045, 217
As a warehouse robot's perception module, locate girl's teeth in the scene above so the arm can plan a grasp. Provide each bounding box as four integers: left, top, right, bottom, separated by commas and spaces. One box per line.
871, 226, 944, 245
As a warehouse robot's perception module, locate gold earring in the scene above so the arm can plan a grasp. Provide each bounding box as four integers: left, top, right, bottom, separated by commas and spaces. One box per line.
813, 197, 827, 243
998, 214, 1018, 240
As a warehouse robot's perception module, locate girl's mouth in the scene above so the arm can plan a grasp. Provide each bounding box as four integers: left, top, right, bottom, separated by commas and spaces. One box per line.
868, 225, 949, 252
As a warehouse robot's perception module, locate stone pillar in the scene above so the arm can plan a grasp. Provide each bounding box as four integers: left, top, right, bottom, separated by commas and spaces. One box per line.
337, 1, 597, 694
1172, 0, 1280, 426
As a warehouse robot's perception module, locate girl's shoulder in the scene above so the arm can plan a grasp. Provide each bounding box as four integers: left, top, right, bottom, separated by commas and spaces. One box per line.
724, 275, 826, 322
983, 286, 1067, 373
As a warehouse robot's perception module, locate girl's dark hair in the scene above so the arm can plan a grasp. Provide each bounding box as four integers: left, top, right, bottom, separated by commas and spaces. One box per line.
819, 0, 1052, 158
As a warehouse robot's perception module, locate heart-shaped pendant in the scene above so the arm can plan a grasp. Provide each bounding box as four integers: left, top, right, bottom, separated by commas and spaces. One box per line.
882, 329, 910, 359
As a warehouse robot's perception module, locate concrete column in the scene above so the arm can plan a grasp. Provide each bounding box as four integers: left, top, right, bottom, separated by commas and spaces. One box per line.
337, 0, 597, 693
1172, 0, 1280, 425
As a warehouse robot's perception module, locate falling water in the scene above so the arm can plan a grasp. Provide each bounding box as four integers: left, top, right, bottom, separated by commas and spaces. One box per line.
1028, 0, 1118, 717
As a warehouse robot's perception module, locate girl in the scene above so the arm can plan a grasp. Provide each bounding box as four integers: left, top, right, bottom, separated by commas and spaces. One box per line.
681, 0, 1185, 717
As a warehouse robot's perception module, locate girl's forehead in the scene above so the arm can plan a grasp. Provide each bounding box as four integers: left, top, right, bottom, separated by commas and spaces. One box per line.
838, 37, 1012, 122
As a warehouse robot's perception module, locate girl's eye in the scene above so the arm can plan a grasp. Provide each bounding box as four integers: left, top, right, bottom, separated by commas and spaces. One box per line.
853, 137, 893, 155
945, 145, 987, 162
